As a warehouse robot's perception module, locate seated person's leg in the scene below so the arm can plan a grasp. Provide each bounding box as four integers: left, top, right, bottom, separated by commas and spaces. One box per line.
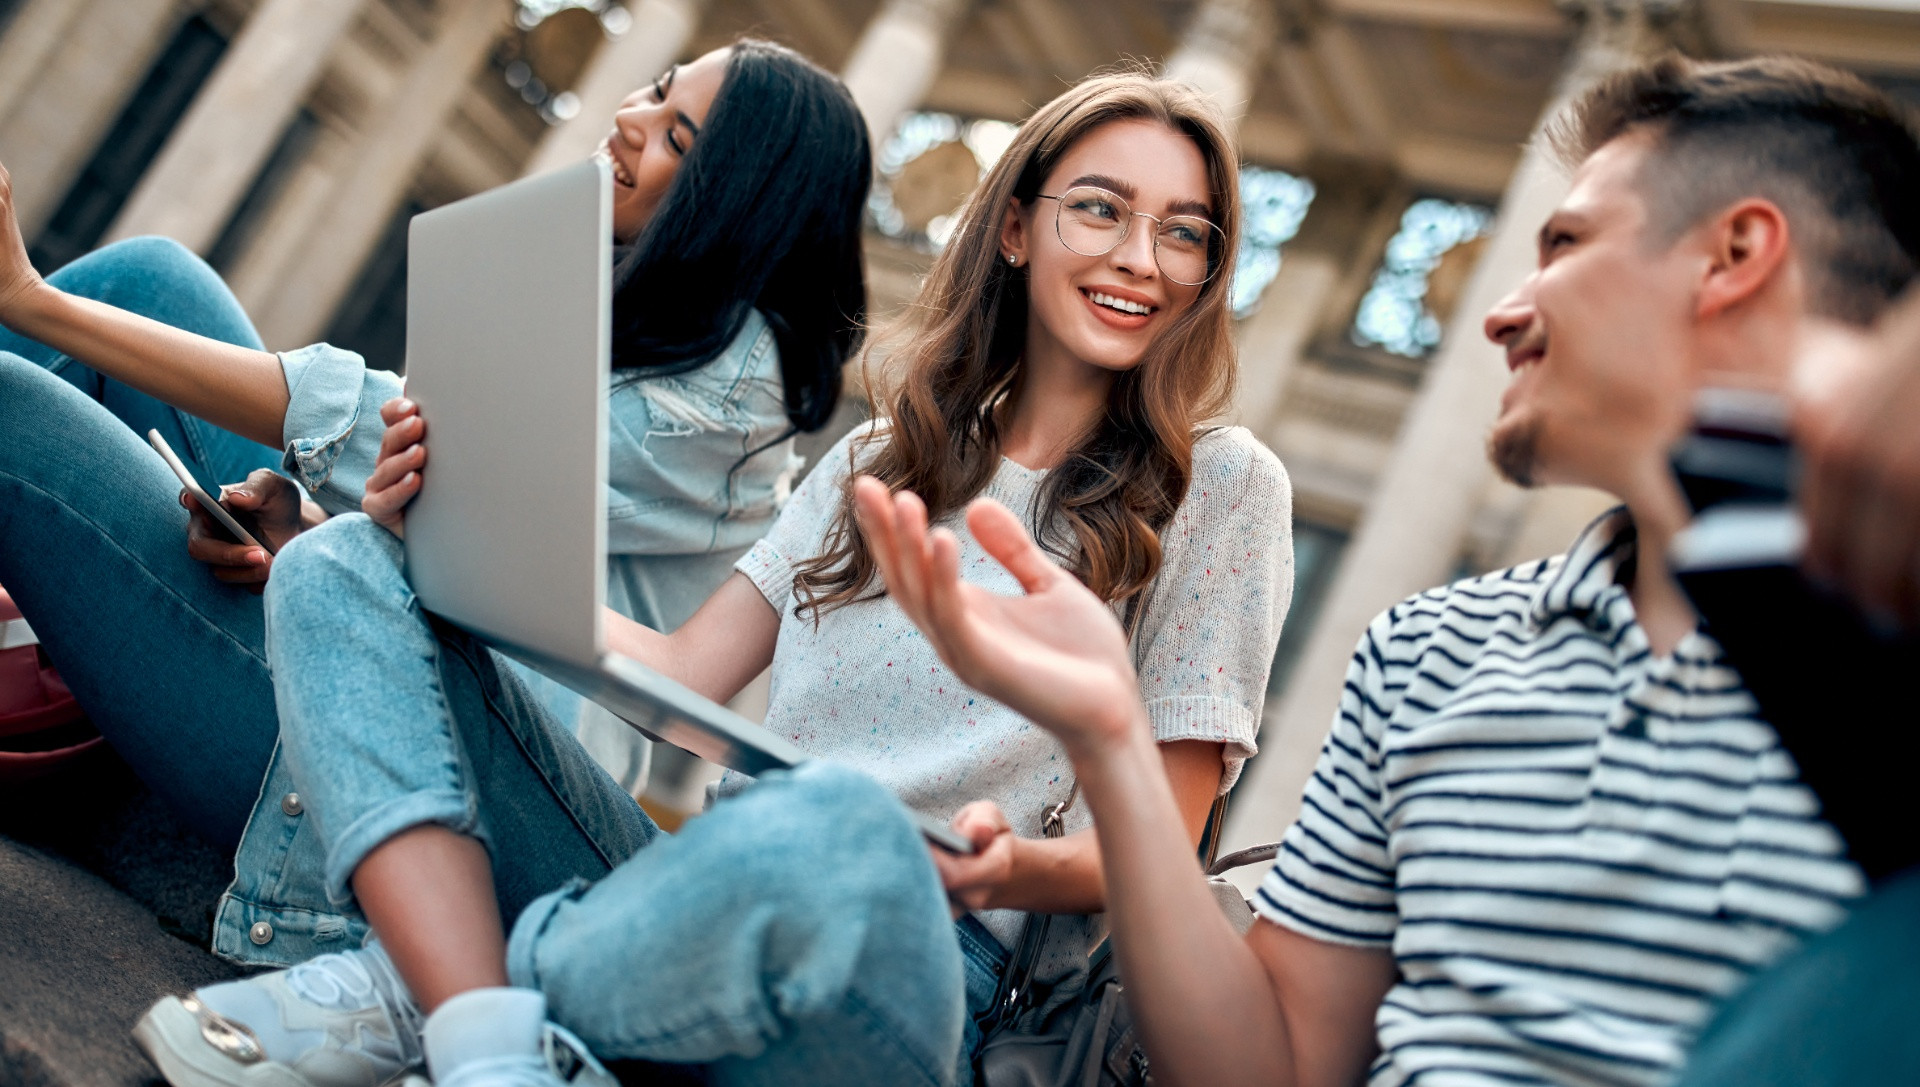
0, 236, 279, 482
0, 352, 278, 846
1676, 866, 1920, 1086
508, 761, 966, 1087
155, 515, 967, 1086
138, 513, 658, 1085
263, 513, 657, 928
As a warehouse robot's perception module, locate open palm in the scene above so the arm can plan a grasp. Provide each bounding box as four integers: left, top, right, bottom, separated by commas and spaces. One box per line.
852, 477, 1144, 753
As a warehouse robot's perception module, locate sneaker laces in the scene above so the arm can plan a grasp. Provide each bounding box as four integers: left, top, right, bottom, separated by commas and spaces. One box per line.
284, 945, 426, 1066
542, 1023, 616, 1087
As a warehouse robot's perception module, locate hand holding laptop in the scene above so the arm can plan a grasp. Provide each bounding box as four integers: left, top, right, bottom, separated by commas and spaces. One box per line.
362, 396, 428, 539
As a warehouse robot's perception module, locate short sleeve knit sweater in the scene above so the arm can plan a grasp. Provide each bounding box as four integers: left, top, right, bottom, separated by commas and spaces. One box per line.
730, 422, 1294, 955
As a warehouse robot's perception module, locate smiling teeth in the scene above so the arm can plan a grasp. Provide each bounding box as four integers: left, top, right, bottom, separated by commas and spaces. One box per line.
598, 149, 636, 187
1089, 292, 1152, 316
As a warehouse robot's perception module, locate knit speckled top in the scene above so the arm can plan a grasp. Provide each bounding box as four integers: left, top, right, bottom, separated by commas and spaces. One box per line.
727, 422, 1294, 957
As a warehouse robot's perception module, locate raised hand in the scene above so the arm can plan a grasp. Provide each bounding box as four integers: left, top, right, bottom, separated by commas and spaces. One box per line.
363, 397, 427, 538
0, 159, 47, 323
1797, 293, 1920, 625
850, 475, 1144, 758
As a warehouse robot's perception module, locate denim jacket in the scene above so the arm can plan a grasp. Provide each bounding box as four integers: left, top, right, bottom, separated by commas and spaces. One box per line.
214, 312, 797, 966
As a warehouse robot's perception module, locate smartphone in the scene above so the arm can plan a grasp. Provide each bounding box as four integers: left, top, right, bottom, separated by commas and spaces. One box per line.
147, 429, 273, 554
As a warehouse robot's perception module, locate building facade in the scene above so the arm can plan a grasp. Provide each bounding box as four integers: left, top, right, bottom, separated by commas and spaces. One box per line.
2, 0, 1917, 856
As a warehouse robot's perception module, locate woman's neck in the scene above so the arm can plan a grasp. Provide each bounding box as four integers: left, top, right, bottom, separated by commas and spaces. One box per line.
999, 344, 1117, 471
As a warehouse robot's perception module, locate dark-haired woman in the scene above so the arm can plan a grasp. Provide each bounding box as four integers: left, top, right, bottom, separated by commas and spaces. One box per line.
180, 72, 1295, 1087
0, 39, 868, 832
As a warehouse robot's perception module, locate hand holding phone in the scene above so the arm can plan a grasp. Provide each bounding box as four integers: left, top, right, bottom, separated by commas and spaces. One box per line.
149, 430, 271, 552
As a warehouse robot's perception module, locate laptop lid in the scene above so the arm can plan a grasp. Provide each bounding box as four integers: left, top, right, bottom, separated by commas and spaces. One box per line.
401, 159, 611, 668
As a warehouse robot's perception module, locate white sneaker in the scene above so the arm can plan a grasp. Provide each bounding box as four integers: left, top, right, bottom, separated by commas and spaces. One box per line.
422, 988, 615, 1087
133, 943, 424, 1087
431, 1024, 616, 1087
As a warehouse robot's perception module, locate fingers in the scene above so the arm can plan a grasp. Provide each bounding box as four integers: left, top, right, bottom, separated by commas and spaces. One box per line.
366, 438, 427, 495
183, 499, 271, 581
373, 401, 424, 480
380, 396, 417, 428
920, 527, 973, 649
966, 498, 1063, 596
888, 489, 934, 617
853, 475, 932, 623
362, 469, 422, 531
950, 800, 1012, 846
220, 469, 292, 512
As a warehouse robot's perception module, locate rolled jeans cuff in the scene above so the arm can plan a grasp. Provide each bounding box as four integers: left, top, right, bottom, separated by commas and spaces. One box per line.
322, 787, 487, 908
505, 877, 592, 990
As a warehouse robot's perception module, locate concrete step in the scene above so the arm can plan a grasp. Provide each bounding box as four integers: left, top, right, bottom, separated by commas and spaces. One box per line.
0, 837, 239, 1086
0, 750, 241, 1086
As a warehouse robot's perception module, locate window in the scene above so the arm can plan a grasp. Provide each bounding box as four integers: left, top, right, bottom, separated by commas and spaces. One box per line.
1349, 197, 1492, 358
1231, 165, 1315, 319
868, 111, 1018, 251
502, 1, 634, 125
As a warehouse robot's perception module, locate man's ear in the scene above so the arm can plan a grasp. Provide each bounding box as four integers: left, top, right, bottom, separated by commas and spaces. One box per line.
998, 197, 1029, 265
1696, 198, 1792, 320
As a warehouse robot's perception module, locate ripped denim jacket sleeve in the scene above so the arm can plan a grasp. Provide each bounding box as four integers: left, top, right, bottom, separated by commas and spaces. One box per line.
605, 310, 801, 556
277, 344, 404, 516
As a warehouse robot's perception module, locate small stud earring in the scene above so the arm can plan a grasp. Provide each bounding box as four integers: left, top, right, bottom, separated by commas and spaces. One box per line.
1006, 253, 1019, 266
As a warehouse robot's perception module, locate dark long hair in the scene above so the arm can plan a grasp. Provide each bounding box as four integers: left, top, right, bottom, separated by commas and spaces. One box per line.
609, 39, 870, 432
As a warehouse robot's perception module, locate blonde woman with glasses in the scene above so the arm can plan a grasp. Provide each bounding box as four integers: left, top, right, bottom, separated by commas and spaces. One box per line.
142, 69, 1293, 1087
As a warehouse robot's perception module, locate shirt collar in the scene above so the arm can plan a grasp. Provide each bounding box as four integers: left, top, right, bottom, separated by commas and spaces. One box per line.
1529, 505, 1637, 630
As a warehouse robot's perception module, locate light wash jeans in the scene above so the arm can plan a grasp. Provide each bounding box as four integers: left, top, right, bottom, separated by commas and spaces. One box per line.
0, 237, 284, 845
260, 514, 1003, 1085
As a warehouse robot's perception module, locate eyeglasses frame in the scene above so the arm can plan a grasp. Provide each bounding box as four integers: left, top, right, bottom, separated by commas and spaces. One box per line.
1033, 186, 1223, 286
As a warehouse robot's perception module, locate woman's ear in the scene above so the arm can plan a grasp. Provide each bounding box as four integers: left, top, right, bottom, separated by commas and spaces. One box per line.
998, 197, 1029, 267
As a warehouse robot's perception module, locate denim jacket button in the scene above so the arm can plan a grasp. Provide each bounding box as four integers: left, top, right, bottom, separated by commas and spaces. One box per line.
249, 921, 274, 946
280, 792, 303, 817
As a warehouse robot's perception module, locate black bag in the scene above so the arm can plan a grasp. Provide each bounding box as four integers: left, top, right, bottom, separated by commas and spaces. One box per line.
973, 787, 1279, 1087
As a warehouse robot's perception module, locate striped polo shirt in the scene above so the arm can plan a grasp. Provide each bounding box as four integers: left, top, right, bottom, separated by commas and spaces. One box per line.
1255, 509, 1863, 1086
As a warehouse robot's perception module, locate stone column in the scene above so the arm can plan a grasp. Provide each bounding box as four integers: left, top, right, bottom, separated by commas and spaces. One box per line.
1161, 0, 1275, 131
253, 0, 506, 348
0, 0, 183, 240
840, 0, 970, 152
522, 0, 704, 178
1220, 0, 1678, 869
1233, 252, 1340, 432
1231, 170, 1388, 435
102, 0, 369, 253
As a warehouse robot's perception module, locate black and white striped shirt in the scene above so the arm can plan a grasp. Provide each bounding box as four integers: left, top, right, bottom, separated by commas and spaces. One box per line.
1255, 509, 1863, 1086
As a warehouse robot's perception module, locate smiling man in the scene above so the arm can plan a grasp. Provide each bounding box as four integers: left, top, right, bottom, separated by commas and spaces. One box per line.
855, 53, 1920, 1087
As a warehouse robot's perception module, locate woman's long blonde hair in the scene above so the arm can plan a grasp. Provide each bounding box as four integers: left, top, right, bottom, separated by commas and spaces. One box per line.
794, 71, 1242, 621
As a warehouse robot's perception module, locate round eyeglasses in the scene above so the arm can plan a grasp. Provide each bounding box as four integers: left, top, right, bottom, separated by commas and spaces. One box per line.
1035, 186, 1222, 286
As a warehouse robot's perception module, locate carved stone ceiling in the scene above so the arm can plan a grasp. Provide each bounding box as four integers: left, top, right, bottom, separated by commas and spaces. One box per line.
684, 0, 1920, 198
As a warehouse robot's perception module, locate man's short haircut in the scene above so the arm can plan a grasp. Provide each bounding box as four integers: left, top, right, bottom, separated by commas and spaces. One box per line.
1550, 53, 1920, 326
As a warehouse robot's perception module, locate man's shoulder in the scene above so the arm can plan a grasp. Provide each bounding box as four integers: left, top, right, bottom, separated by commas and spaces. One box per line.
1373, 554, 1565, 646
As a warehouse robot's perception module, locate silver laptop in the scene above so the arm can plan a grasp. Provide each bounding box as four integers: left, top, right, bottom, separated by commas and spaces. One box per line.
400, 160, 969, 851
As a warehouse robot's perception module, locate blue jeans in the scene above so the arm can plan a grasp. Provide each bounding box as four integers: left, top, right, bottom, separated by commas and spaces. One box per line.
0, 237, 285, 846
1675, 865, 1920, 1085
260, 514, 991, 1085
